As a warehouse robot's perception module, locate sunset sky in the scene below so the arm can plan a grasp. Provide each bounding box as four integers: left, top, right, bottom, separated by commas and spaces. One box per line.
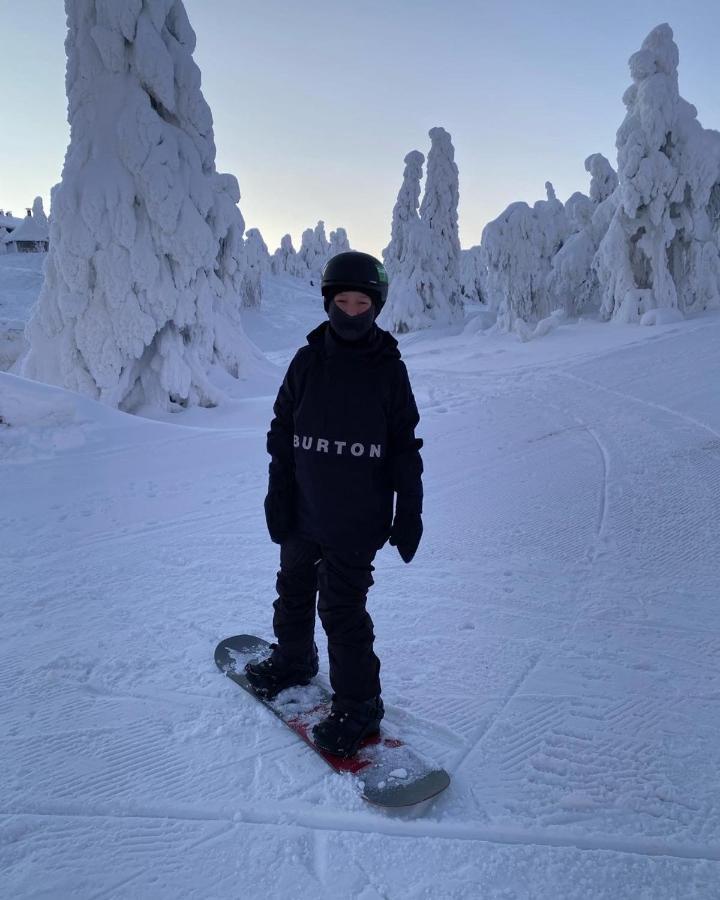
2, 0, 720, 256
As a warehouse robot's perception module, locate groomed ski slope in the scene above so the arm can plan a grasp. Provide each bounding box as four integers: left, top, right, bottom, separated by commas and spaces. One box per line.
2, 273, 720, 898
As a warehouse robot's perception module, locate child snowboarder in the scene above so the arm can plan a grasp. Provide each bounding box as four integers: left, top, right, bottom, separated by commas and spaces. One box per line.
246, 251, 424, 758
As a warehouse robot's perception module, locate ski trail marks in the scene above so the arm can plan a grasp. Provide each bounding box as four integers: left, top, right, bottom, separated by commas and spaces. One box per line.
450, 651, 543, 776
563, 370, 720, 441
583, 425, 610, 559
5, 801, 720, 864
86, 869, 147, 900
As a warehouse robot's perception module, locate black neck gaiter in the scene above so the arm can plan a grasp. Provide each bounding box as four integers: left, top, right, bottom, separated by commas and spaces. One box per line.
327, 303, 376, 342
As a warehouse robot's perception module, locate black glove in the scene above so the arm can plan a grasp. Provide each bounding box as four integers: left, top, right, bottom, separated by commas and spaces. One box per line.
264, 488, 294, 545
389, 508, 423, 563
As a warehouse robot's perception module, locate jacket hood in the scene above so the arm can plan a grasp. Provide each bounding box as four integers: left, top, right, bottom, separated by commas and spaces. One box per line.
305, 321, 401, 362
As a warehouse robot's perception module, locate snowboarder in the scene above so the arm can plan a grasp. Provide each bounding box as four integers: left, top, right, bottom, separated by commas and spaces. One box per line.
246, 251, 424, 757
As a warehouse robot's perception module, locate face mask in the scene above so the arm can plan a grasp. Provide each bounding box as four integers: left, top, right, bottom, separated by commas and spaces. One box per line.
328, 302, 376, 341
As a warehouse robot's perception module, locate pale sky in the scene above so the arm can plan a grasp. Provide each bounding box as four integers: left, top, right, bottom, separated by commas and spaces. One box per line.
2, 1, 720, 257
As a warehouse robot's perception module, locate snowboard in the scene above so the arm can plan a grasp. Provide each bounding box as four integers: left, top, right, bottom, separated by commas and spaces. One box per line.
214, 634, 451, 808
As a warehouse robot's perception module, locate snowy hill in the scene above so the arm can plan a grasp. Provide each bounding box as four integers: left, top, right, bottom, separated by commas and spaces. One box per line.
2, 263, 720, 896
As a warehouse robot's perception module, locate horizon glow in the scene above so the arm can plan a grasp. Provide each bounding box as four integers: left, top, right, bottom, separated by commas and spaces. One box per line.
1, 0, 720, 257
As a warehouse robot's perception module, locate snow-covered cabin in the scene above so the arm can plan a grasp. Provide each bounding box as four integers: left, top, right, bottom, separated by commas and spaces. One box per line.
2, 207, 49, 253
0, 210, 23, 233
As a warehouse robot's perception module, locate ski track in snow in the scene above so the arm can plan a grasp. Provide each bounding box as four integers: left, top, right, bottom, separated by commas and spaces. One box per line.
2, 270, 720, 896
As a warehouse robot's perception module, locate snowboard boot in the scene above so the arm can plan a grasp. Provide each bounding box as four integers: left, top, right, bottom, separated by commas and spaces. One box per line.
312, 696, 385, 758
245, 643, 319, 699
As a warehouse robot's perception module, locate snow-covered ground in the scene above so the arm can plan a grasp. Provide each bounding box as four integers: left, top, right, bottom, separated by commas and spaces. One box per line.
0, 254, 44, 371
2, 260, 720, 897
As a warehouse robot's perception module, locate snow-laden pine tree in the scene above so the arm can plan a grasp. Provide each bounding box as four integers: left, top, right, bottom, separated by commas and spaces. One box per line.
377, 215, 432, 333
380, 129, 463, 332
585, 153, 618, 204
545, 155, 619, 316
271, 233, 297, 276
564, 192, 594, 234
482, 182, 569, 332
297, 220, 330, 284
417, 127, 463, 324
595, 23, 720, 322
382, 150, 424, 280
459, 246, 486, 304
31, 197, 49, 229
242, 228, 270, 308
328, 227, 351, 258
22, 0, 259, 411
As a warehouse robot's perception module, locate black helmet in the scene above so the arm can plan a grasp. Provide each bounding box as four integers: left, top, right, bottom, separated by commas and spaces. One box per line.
321, 251, 389, 313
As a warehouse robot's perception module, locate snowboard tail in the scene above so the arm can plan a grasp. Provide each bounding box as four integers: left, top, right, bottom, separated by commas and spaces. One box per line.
214, 634, 450, 808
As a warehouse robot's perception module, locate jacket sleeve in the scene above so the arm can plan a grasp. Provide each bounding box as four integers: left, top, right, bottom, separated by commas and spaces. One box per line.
263, 361, 298, 544
388, 362, 424, 515
266, 361, 296, 494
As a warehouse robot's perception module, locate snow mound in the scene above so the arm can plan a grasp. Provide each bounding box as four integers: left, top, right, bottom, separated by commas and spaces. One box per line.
0, 371, 143, 463
514, 309, 566, 342
640, 307, 685, 326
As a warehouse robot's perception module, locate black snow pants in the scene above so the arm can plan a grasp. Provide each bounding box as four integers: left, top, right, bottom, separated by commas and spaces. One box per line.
272, 535, 381, 702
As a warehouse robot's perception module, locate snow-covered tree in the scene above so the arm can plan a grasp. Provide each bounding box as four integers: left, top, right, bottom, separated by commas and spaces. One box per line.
22, 0, 257, 412
270, 224, 350, 282
380, 128, 463, 333
482, 182, 569, 332
328, 227, 351, 257
585, 153, 618, 204
242, 228, 270, 308
31, 196, 49, 229
377, 216, 433, 333
459, 246, 486, 304
0, 227, 7, 255
545, 156, 619, 317
564, 191, 594, 234
297, 220, 330, 284
382, 149, 424, 280
418, 127, 463, 323
595, 23, 720, 322
271, 233, 297, 276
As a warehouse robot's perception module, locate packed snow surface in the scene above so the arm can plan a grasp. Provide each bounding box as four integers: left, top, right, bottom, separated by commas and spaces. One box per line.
2, 265, 720, 898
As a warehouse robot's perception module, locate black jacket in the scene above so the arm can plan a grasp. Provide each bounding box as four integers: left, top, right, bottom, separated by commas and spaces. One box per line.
266, 322, 423, 551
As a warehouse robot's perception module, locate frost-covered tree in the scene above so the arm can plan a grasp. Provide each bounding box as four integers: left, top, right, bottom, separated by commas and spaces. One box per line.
328, 227, 350, 257
546, 156, 619, 316
418, 127, 463, 323
31, 197, 49, 229
297, 220, 330, 284
382, 150, 424, 280
483, 182, 569, 332
377, 217, 433, 333
245, 228, 269, 273
242, 228, 270, 308
271, 233, 297, 276
585, 153, 618, 204
293, 229, 314, 282
22, 0, 257, 412
380, 128, 463, 333
459, 246, 486, 304
564, 192, 594, 234
595, 23, 720, 322
271, 223, 350, 282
